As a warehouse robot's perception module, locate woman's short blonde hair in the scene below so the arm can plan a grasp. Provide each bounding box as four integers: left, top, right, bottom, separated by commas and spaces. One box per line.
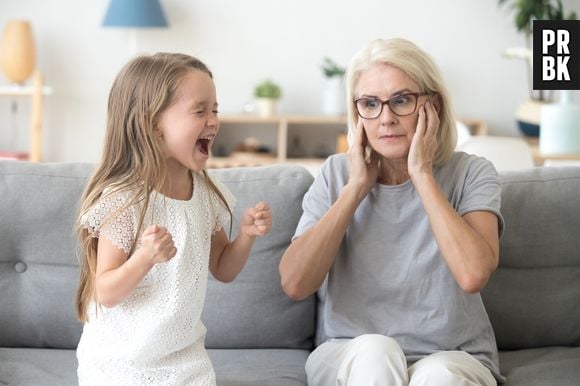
345, 38, 457, 165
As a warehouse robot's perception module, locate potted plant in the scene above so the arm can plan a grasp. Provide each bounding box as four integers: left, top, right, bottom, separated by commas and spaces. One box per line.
321, 57, 346, 116
321, 57, 346, 78
498, 0, 577, 136
254, 79, 282, 117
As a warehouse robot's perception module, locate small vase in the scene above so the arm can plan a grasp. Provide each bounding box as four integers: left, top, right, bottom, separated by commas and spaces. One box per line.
0, 20, 36, 84
322, 77, 345, 116
256, 98, 277, 117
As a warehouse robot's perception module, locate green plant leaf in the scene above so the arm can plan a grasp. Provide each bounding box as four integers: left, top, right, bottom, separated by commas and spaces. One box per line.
500, 0, 578, 36
254, 79, 282, 99
321, 57, 345, 78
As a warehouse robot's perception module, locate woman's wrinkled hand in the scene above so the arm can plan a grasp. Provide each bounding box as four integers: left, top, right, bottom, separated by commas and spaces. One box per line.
346, 119, 380, 198
408, 98, 439, 180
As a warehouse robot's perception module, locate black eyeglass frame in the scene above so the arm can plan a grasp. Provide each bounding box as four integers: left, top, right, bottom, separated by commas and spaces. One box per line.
354, 92, 431, 119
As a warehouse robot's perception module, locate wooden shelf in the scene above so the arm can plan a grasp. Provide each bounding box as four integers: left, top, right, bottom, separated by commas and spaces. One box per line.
210, 114, 347, 168
0, 84, 53, 96
0, 72, 52, 162
219, 114, 347, 124
208, 155, 326, 169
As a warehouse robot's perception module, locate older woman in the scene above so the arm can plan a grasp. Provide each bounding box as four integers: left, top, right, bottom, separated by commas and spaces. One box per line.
279, 38, 504, 386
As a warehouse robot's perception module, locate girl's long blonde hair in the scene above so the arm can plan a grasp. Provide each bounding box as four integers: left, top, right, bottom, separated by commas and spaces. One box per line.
345, 38, 457, 165
76, 53, 231, 322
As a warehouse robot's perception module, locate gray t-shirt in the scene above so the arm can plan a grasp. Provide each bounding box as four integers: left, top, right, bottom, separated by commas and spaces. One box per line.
294, 152, 504, 381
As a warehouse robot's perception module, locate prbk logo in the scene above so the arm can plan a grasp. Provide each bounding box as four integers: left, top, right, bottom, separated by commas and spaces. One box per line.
533, 20, 580, 90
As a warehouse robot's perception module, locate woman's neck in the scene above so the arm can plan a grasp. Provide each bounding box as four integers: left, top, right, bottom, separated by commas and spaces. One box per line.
378, 158, 410, 185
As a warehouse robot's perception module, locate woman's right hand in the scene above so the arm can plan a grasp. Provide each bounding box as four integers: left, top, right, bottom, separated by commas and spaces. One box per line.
139, 225, 177, 265
346, 119, 379, 199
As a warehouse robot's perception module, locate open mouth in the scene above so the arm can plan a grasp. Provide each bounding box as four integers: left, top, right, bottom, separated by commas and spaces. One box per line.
196, 136, 213, 156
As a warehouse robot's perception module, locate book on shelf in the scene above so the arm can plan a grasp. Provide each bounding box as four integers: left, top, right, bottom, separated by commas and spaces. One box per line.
0, 150, 29, 161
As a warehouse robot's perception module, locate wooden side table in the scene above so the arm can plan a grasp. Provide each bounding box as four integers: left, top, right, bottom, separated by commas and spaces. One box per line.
524, 137, 580, 166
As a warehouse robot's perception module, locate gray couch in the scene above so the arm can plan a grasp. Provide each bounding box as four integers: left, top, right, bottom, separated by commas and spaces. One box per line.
0, 160, 579, 386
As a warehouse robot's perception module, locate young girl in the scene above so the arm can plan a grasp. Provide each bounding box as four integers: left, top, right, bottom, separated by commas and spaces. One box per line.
75, 53, 272, 385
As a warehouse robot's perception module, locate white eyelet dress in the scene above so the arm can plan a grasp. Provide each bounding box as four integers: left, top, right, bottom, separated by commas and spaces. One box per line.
76, 172, 235, 386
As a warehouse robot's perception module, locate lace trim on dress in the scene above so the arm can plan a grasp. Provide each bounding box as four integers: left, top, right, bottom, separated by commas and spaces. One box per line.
81, 190, 136, 255
207, 176, 237, 235
81, 174, 237, 254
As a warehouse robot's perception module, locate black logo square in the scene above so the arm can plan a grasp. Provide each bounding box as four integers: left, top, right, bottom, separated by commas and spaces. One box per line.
533, 20, 580, 90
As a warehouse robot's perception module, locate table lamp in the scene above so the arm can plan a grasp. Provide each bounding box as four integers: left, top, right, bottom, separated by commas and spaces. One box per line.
540, 90, 580, 155
0, 20, 35, 84
103, 0, 168, 56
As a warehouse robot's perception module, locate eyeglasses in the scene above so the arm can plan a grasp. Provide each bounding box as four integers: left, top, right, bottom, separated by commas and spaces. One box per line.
354, 92, 430, 119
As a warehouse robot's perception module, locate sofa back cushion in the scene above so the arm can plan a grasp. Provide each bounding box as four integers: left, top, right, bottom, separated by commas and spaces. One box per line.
0, 162, 315, 351
203, 165, 316, 349
482, 167, 580, 350
0, 161, 90, 349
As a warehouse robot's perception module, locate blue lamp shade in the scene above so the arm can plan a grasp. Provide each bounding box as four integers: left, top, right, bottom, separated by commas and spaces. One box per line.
103, 0, 168, 28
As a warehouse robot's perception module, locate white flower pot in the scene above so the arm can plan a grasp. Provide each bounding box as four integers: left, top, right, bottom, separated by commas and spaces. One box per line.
322, 77, 345, 116
256, 98, 277, 117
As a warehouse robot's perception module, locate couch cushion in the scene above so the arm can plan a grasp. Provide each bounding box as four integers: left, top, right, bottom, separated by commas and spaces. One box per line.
0, 347, 310, 386
0, 161, 91, 349
0, 347, 78, 386
499, 347, 580, 386
203, 165, 316, 349
482, 167, 580, 350
208, 348, 308, 386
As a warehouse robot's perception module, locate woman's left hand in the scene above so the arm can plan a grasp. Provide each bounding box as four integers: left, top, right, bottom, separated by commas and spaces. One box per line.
408, 98, 439, 180
241, 201, 272, 238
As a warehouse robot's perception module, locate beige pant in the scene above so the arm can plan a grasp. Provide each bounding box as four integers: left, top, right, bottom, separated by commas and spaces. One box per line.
305, 334, 496, 386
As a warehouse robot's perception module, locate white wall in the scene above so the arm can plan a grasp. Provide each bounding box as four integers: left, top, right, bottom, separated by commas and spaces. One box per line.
1, 0, 579, 162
